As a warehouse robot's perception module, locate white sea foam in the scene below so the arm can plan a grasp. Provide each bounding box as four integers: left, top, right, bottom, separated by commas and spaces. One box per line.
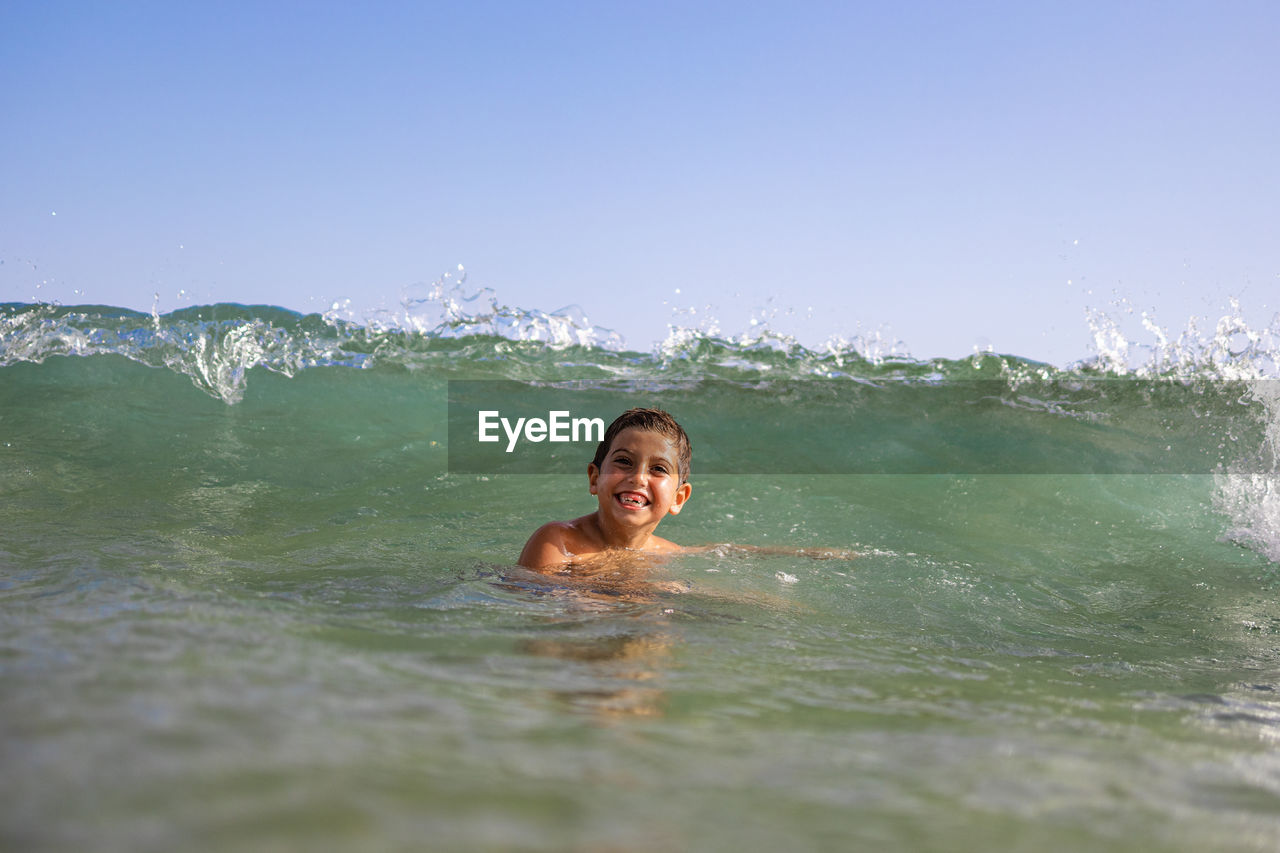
1215, 381, 1280, 564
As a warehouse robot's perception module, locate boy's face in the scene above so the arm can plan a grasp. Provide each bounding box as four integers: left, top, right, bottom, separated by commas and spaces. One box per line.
588, 427, 691, 529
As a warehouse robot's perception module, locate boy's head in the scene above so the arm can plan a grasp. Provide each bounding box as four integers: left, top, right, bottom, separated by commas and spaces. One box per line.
592, 408, 691, 484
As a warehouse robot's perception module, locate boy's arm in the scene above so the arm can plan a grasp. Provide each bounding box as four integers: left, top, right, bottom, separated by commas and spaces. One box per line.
518, 523, 573, 569
685, 543, 857, 560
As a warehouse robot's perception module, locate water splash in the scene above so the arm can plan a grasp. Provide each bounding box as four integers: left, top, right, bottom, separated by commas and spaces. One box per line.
330, 265, 625, 350
1083, 297, 1280, 380
1, 268, 627, 403
1215, 381, 1280, 564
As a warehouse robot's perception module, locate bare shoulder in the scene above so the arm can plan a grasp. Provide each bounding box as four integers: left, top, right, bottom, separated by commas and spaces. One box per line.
518, 522, 573, 569
518, 516, 602, 569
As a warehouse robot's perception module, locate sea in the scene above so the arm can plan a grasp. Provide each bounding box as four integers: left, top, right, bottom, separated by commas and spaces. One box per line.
4, 277, 1280, 852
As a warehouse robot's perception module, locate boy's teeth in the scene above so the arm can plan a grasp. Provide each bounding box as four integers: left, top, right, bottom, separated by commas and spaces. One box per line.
618, 493, 647, 506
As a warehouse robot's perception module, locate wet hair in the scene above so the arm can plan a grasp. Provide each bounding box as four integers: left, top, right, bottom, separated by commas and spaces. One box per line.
592, 408, 692, 484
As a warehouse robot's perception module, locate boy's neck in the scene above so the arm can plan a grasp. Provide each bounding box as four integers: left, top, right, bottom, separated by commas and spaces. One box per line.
592, 510, 658, 551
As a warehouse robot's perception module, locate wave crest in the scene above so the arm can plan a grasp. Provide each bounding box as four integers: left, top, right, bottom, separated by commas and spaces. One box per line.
5, 274, 1280, 406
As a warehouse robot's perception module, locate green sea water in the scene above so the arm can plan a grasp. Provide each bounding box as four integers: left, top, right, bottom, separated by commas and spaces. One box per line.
4, 300, 1280, 851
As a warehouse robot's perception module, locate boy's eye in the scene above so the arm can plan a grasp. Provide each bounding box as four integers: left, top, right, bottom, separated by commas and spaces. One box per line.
652, 465, 668, 474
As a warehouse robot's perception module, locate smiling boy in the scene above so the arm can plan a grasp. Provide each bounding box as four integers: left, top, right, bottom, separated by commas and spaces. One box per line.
518, 408, 692, 569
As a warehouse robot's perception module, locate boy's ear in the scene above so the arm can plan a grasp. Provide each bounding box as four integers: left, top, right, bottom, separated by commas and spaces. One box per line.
587, 463, 600, 495
667, 481, 692, 515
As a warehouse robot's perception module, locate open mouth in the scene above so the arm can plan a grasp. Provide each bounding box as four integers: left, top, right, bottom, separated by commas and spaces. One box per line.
615, 491, 650, 509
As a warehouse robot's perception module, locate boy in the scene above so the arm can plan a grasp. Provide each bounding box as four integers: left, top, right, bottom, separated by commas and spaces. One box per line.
519, 408, 692, 569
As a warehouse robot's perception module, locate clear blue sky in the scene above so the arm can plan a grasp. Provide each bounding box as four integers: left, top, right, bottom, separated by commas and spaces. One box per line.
3, 1, 1277, 363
